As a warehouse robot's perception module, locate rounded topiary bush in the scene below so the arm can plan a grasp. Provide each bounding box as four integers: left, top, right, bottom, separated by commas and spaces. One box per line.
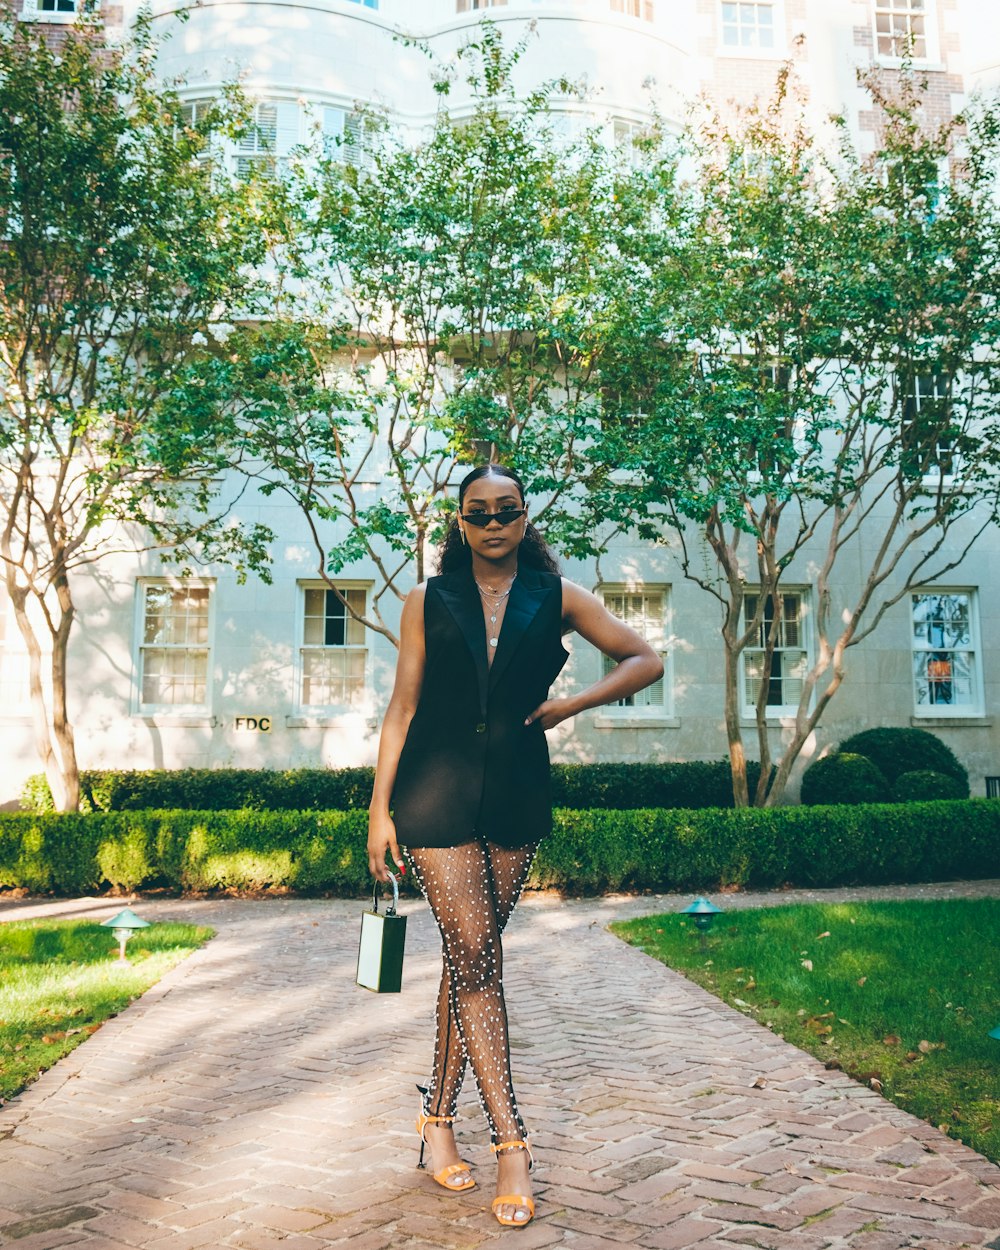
799, 752, 890, 806
891, 769, 967, 803
838, 727, 969, 794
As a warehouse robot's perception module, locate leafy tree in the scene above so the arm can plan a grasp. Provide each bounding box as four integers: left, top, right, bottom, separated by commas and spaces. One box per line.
602, 66, 1000, 806
0, 17, 274, 810
230, 24, 665, 643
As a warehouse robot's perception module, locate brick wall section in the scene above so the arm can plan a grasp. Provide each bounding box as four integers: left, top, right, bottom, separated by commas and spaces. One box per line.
6, 0, 125, 47
855, 0, 964, 134
698, 0, 809, 111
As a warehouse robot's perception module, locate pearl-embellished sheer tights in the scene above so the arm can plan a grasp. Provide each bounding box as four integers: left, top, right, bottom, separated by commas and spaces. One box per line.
406, 840, 537, 1146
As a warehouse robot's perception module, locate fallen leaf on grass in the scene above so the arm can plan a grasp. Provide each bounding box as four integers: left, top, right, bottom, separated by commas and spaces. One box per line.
870, 1077, 883, 1092
857, 976, 867, 986
816, 931, 831, 939
918, 1040, 946, 1053
40, 1032, 67, 1044
801, 959, 814, 971
882, 1034, 901, 1046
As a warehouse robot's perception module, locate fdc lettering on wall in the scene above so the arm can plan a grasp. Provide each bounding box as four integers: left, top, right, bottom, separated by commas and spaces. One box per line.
234, 716, 272, 733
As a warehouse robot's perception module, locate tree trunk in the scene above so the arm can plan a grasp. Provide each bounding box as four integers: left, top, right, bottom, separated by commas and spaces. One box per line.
723, 639, 749, 807
49, 573, 80, 812
8, 578, 80, 812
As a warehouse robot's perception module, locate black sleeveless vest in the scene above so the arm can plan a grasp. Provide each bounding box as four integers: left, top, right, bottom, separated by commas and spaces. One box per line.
391, 566, 568, 848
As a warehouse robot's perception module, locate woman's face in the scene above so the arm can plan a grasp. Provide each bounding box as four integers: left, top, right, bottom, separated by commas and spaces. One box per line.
459, 475, 528, 560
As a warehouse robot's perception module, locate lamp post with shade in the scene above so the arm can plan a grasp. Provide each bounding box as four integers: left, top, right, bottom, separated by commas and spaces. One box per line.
681, 896, 723, 951
101, 908, 151, 961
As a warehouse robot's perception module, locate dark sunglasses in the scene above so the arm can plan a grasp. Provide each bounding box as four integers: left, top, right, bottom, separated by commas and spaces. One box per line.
461, 507, 527, 529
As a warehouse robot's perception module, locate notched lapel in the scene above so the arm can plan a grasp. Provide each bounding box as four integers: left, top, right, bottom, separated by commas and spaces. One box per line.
488, 571, 554, 693
436, 575, 490, 717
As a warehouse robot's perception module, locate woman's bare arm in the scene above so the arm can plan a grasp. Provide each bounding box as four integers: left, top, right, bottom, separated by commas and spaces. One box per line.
525, 579, 664, 731
368, 584, 426, 881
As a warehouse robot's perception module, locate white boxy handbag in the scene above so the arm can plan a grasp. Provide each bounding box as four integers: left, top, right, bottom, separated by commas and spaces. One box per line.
356, 872, 407, 993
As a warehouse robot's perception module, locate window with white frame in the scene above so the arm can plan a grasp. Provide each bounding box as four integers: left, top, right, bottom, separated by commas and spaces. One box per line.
236, 100, 301, 180
600, 587, 669, 713
874, 0, 929, 59
300, 585, 368, 709
137, 583, 212, 713
613, 118, 650, 166
720, 1, 777, 49
21, 0, 91, 18
0, 591, 30, 709
911, 591, 981, 714
457, 0, 654, 15
742, 589, 809, 714
901, 372, 957, 483
610, 0, 653, 16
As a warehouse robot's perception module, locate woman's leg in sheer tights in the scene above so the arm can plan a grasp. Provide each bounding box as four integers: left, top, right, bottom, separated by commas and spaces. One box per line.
406, 840, 537, 1145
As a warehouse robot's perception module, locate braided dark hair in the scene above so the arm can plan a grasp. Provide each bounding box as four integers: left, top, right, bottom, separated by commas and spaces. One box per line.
437, 464, 561, 575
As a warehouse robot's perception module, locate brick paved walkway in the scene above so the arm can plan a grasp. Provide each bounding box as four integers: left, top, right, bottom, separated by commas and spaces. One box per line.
1, 882, 1000, 1250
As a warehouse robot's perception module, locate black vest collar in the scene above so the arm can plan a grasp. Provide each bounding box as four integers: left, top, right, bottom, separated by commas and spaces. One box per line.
435, 566, 556, 718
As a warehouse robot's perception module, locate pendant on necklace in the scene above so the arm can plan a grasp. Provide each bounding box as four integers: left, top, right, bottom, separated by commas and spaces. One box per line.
490, 637, 498, 647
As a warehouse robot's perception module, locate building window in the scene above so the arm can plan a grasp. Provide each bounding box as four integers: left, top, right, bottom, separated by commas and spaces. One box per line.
138, 583, 212, 712
612, 118, 651, 165
344, 0, 377, 7
457, 0, 654, 16
874, 0, 928, 59
0, 591, 30, 709
19, 0, 93, 18
300, 586, 368, 709
236, 100, 301, 180
721, 1, 776, 49
901, 372, 957, 482
912, 591, 981, 714
600, 588, 669, 713
742, 590, 808, 714
610, 0, 654, 17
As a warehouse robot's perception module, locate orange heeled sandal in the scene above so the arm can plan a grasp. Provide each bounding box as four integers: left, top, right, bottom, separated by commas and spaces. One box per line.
416, 1088, 475, 1193
491, 1139, 535, 1227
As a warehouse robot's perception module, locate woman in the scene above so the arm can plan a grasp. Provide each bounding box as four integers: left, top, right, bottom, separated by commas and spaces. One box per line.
367, 464, 663, 1228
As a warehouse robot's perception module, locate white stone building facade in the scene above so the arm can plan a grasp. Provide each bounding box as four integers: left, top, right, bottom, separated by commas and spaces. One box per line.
3, 0, 999, 804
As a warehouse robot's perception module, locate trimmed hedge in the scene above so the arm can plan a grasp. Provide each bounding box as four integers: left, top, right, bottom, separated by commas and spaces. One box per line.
799, 753, 890, 806
1, 800, 997, 896
839, 727, 970, 794
891, 770, 968, 802
20, 761, 762, 814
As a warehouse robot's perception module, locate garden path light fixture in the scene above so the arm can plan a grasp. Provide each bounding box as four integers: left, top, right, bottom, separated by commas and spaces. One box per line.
681, 896, 723, 932
682, 896, 723, 950
101, 908, 151, 962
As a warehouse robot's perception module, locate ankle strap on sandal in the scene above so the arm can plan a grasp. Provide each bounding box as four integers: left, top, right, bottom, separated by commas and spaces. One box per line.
491, 1139, 531, 1155
417, 1111, 455, 1141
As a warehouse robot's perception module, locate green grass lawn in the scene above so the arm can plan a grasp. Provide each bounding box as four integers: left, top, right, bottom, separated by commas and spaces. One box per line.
0, 918, 214, 1103
610, 898, 1000, 1166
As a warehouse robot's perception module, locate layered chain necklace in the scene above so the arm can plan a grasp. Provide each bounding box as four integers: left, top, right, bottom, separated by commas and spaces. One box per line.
475, 571, 517, 649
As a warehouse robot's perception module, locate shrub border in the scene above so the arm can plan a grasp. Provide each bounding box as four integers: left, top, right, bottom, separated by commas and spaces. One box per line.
1, 800, 996, 896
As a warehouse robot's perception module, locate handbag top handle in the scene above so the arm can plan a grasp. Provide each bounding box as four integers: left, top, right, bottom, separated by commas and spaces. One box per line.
371, 871, 399, 917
